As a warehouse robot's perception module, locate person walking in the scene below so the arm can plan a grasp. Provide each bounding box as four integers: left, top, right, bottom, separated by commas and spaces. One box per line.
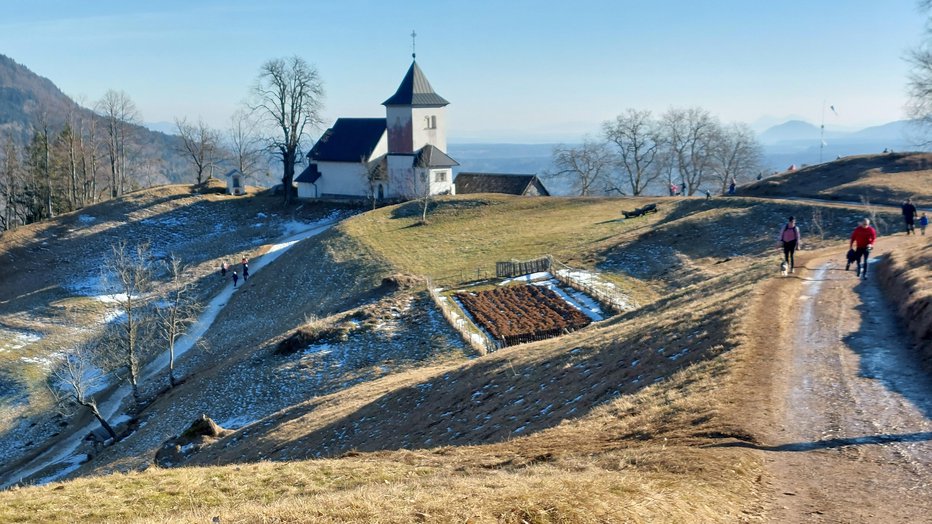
849, 218, 877, 280
242, 263, 249, 281
919, 212, 928, 236
232, 271, 239, 288
779, 216, 801, 274
704, 189, 712, 200
220, 262, 227, 278
728, 179, 736, 195
902, 198, 918, 235
680, 181, 687, 195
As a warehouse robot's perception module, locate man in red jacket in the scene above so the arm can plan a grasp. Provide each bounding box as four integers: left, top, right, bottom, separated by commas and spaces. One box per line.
849, 218, 877, 279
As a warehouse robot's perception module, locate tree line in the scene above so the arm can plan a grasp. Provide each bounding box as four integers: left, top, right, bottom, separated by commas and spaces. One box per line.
549, 107, 763, 197
0, 55, 327, 231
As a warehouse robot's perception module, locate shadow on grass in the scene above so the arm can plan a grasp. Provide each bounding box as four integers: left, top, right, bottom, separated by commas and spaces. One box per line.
706, 431, 932, 452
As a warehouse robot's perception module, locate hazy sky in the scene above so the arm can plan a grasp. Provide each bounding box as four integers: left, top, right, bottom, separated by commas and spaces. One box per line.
0, 0, 925, 142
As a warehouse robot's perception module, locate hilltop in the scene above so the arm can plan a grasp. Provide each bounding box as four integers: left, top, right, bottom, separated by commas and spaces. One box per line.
1, 179, 926, 522
744, 152, 932, 207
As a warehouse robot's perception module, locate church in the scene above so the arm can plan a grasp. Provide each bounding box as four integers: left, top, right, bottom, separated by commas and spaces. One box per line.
296, 59, 458, 201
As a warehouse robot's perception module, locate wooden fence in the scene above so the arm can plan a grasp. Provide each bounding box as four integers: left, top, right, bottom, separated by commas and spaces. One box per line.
426, 278, 500, 355
496, 256, 552, 278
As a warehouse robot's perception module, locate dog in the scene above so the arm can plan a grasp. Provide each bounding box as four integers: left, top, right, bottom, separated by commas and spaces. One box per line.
845, 248, 857, 271
780, 260, 789, 277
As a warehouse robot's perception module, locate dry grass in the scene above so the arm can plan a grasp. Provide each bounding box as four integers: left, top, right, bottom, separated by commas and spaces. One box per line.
4, 193, 893, 522
876, 235, 932, 366
743, 152, 932, 207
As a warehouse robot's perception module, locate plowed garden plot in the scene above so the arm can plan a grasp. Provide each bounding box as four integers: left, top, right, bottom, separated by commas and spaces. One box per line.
455, 285, 592, 346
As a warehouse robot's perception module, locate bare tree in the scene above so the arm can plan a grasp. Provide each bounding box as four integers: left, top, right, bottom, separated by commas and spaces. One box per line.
908, 1, 932, 144
96, 90, 141, 198
250, 56, 325, 204
603, 109, 663, 196
548, 140, 616, 196
228, 109, 264, 183
102, 240, 154, 410
157, 254, 199, 388
49, 340, 118, 442
662, 107, 719, 195
0, 135, 22, 230
709, 123, 762, 194
400, 161, 435, 224
175, 117, 221, 185
360, 156, 386, 210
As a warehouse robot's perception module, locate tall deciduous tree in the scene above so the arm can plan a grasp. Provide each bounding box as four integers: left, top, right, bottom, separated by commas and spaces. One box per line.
157, 254, 199, 388
603, 109, 663, 196
102, 240, 154, 410
228, 109, 263, 183
49, 340, 118, 442
250, 56, 324, 204
548, 140, 615, 196
96, 90, 140, 198
908, 1, 932, 144
662, 107, 718, 196
709, 123, 762, 194
175, 117, 221, 185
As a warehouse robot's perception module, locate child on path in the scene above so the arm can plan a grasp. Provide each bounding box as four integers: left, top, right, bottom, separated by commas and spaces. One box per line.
779, 216, 801, 274
232, 271, 239, 288
920, 212, 928, 236
849, 218, 877, 280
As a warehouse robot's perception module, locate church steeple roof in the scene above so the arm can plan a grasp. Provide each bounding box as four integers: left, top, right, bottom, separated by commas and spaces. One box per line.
382, 61, 449, 107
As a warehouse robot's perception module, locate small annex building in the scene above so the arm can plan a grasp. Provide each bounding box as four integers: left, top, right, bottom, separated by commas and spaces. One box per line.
224, 169, 245, 196
296, 60, 458, 201
454, 173, 550, 197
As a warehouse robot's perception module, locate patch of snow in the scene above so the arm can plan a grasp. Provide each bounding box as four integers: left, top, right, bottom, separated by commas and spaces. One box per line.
499, 272, 552, 285
532, 279, 604, 321
0, 328, 43, 353
77, 215, 95, 224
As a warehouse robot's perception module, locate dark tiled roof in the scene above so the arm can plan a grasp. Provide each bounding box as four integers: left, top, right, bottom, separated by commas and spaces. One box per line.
383, 61, 449, 107
454, 173, 551, 196
295, 163, 321, 184
414, 145, 458, 168
223, 169, 242, 178
307, 118, 386, 162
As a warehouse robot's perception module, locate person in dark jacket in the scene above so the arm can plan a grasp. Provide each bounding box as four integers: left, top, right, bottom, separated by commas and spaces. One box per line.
242, 264, 249, 281
232, 271, 239, 288
902, 198, 918, 235
849, 218, 877, 279
778, 216, 801, 274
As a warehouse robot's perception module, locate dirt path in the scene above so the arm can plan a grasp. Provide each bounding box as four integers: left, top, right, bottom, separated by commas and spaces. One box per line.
751, 242, 932, 522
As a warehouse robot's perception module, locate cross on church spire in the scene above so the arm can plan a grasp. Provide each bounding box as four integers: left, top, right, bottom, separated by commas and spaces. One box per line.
411, 30, 417, 60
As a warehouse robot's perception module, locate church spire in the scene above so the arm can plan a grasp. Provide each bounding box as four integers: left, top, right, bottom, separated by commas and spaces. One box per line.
411, 30, 417, 60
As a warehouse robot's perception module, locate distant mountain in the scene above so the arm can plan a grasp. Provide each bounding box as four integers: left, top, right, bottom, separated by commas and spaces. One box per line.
758, 120, 823, 145
0, 54, 188, 185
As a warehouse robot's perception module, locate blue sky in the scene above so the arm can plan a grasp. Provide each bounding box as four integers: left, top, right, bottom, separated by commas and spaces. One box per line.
0, 0, 925, 142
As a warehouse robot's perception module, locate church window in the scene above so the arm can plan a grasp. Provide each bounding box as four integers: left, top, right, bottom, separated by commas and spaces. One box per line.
425, 115, 437, 129
434, 171, 447, 182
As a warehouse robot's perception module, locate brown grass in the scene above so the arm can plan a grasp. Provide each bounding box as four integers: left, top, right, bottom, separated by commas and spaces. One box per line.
3, 193, 895, 522
743, 152, 932, 207
876, 235, 932, 367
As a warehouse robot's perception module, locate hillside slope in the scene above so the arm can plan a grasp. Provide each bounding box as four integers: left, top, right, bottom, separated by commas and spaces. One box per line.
743, 152, 932, 207
0, 193, 910, 522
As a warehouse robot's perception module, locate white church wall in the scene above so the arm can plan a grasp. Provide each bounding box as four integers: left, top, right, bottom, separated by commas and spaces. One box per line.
315, 161, 369, 198
411, 107, 447, 153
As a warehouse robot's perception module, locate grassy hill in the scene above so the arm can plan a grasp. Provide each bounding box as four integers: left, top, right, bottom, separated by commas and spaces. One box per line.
0, 190, 907, 522
743, 152, 932, 207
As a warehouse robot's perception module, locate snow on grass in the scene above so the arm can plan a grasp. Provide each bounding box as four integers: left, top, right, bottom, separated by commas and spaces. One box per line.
532, 278, 605, 321
498, 271, 552, 285
77, 215, 95, 224
0, 328, 43, 353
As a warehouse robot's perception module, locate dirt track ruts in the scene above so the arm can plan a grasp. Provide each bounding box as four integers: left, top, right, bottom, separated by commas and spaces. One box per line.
749, 240, 932, 522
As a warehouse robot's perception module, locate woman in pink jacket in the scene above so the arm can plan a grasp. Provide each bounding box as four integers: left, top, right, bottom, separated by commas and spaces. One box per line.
778, 216, 801, 274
